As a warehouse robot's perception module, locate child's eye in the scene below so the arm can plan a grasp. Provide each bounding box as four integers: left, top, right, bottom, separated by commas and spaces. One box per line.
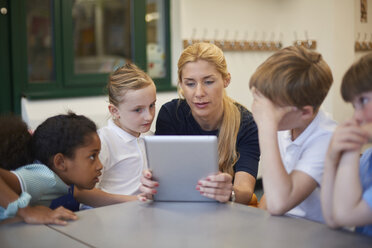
134, 108, 143, 113
89, 154, 96, 161
361, 97, 370, 106
353, 96, 370, 109
150, 103, 155, 108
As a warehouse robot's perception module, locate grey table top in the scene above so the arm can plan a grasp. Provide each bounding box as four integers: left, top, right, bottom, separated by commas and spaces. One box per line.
49, 201, 372, 248
0, 220, 88, 248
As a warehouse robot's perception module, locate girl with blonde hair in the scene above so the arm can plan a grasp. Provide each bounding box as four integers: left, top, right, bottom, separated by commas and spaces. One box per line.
96, 63, 156, 200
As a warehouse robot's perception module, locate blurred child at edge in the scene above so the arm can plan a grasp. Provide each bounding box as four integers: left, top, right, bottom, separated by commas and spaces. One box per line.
0, 114, 33, 171
321, 53, 372, 236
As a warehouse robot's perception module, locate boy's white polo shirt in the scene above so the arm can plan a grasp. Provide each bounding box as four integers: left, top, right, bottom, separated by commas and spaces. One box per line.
97, 119, 149, 195
277, 110, 337, 223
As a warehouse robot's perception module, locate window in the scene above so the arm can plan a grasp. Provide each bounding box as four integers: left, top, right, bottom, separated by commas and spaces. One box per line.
26, 0, 55, 83
72, 0, 131, 75
145, 0, 171, 90
146, 0, 167, 78
11, 0, 171, 101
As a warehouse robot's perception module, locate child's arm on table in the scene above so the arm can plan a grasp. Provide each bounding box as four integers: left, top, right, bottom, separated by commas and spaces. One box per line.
0, 168, 76, 225
321, 152, 341, 227
321, 120, 367, 227
74, 187, 138, 207
79, 145, 138, 206
331, 122, 372, 226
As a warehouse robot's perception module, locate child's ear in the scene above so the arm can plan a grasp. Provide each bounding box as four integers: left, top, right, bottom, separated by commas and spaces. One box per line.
108, 104, 120, 119
301, 106, 315, 120
53, 153, 67, 171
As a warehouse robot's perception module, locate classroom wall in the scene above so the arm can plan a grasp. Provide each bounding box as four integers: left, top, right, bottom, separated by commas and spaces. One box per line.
355, 0, 372, 62
178, 0, 362, 123
23, 0, 372, 130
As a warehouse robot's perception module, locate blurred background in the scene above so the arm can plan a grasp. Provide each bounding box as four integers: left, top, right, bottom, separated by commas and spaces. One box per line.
1, 1, 371, 160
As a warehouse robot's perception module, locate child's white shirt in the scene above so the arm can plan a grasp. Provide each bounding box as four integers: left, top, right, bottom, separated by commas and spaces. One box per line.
97, 119, 149, 195
277, 110, 337, 223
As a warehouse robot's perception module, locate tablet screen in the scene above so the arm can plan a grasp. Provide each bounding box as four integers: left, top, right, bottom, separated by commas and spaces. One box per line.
144, 135, 218, 202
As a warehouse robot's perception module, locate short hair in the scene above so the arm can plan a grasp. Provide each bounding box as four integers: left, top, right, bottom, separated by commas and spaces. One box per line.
0, 115, 33, 170
32, 112, 97, 168
341, 53, 372, 102
249, 46, 333, 110
107, 63, 154, 106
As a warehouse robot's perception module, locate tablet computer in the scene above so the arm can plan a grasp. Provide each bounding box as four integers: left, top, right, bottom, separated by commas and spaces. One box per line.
144, 135, 218, 202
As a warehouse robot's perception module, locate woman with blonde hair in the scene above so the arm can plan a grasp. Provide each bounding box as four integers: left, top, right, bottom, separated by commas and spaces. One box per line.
140, 42, 260, 204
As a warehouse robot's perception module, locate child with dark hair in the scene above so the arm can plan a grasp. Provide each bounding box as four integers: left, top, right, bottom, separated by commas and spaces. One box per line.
321, 53, 372, 236
0, 115, 33, 170
0, 112, 130, 225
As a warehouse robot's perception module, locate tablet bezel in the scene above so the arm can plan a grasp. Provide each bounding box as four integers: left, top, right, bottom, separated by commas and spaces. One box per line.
144, 135, 218, 202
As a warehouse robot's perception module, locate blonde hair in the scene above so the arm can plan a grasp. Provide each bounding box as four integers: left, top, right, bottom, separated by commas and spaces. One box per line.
249, 46, 333, 111
178, 42, 240, 176
107, 63, 154, 106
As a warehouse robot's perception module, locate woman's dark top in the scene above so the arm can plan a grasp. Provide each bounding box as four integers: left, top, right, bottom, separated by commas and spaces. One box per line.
155, 99, 260, 178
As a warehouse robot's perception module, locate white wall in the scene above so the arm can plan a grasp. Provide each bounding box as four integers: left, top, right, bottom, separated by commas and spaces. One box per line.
179, 0, 357, 121
21, 92, 179, 132
23, 0, 372, 130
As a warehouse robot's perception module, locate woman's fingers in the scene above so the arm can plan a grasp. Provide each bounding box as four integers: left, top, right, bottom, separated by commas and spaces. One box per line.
197, 179, 232, 189
200, 192, 230, 203
198, 173, 232, 192
197, 185, 231, 195
198, 187, 231, 203
196, 173, 233, 202
205, 172, 232, 182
